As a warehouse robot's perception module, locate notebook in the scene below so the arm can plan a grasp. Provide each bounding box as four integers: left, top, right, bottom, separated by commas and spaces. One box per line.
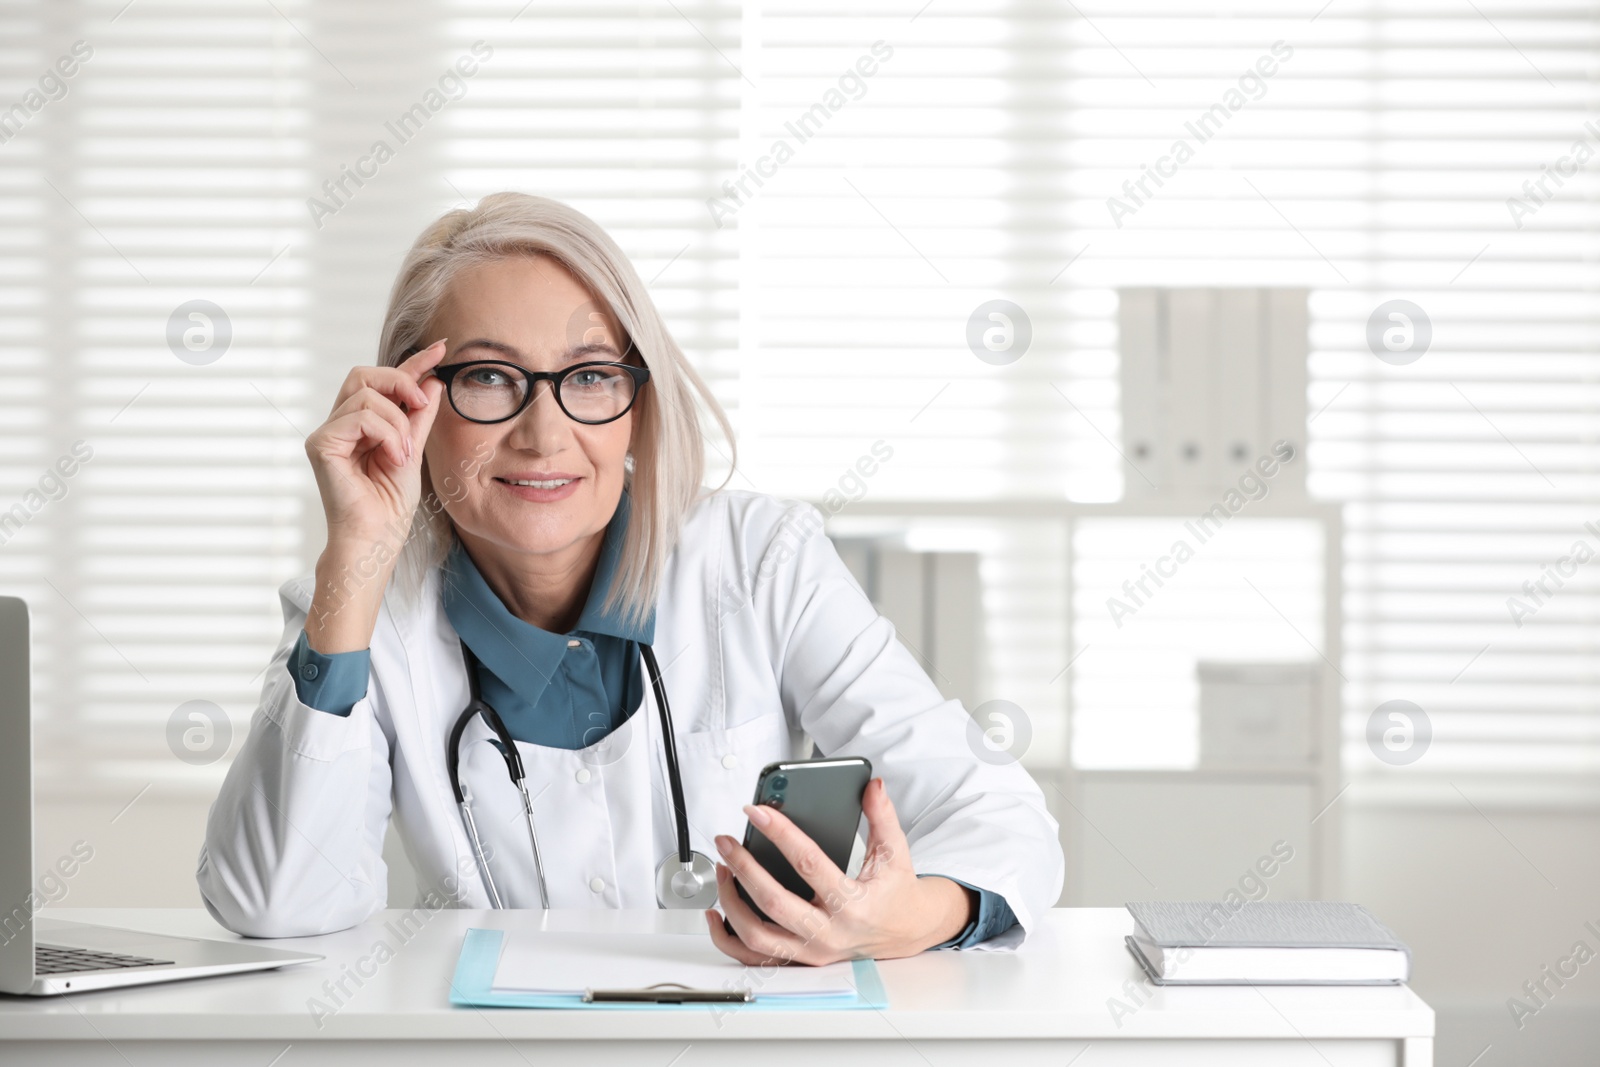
1124, 900, 1412, 985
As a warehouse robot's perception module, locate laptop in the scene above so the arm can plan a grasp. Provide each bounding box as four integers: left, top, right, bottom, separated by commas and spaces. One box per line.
0, 595, 321, 995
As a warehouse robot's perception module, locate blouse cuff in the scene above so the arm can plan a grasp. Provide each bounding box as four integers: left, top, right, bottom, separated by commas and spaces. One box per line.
919, 874, 1019, 949
288, 629, 371, 717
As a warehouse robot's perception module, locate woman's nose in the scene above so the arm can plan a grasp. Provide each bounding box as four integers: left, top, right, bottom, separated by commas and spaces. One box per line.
504, 381, 569, 450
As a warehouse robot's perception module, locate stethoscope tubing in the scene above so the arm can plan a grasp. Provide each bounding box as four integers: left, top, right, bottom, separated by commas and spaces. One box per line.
639, 644, 694, 867
446, 638, 696, 909
447, 659, 550, 907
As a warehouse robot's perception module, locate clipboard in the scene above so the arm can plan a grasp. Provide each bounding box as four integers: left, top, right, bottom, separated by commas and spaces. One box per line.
448, 928, 889, 1010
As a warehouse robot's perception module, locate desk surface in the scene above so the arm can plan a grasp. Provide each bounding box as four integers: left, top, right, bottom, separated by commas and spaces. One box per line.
2, 907, 1433, 1044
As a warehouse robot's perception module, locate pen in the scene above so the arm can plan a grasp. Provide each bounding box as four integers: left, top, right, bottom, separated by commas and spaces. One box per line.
583, 982, 754, 1004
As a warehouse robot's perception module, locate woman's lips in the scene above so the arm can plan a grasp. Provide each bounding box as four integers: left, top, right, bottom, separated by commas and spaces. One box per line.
493, 475, 581, 503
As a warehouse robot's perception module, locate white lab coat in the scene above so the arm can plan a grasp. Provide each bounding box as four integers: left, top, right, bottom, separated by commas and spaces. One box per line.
197, 489, 1063, 945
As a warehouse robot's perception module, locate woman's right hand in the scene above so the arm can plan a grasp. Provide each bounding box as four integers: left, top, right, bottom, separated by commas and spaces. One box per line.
302, 340, 448, 653
305, 340, 448, 547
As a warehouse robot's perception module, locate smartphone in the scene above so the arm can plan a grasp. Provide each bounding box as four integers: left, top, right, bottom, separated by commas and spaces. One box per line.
727, 756, 872, 926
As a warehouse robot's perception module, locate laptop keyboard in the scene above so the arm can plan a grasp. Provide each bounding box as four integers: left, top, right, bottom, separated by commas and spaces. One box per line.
36, 943, 174, 974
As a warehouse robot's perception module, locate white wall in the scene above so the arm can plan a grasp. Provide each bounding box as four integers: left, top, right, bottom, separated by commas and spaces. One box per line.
1341, 804, 1600, 1067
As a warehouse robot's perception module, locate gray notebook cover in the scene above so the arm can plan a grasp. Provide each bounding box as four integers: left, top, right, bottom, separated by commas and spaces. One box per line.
1124, 901, 1411, 986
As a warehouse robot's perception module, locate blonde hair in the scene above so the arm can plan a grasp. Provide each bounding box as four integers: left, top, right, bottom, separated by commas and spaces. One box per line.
377, 192, 734, 629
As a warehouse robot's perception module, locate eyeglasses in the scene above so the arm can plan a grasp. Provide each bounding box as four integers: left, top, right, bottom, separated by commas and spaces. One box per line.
431, 360, 650, 425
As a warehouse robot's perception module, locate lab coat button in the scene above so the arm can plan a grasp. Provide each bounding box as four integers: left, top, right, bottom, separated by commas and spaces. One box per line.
575, 768, 591, 784
589, 877, 605, 893
721, 754, 738, 769
299, 662, 318, 681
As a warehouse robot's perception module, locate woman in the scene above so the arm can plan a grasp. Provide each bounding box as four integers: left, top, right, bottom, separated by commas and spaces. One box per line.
198, 193, 1062, 964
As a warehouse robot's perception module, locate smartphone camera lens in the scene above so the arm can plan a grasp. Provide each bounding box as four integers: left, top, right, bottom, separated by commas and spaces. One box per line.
769, 775, 788, 791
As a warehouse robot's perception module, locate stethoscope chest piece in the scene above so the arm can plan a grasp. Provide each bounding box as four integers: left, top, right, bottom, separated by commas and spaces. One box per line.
656, 851, 719, 909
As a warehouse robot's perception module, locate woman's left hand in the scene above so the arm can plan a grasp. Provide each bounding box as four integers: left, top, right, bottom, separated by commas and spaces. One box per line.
706, 777, 976, 965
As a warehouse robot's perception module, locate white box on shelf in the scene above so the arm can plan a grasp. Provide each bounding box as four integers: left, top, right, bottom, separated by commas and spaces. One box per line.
1197, 660, 1318, 768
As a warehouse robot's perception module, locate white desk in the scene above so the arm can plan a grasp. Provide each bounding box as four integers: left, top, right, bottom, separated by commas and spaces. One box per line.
2, 907, 1434, 1066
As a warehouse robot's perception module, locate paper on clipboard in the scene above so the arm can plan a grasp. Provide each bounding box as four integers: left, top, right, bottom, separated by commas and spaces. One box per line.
491, 930, 857, 999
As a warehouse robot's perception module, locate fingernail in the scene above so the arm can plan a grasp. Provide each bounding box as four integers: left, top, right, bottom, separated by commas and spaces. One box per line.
405, 437, 413, 462
744, 803, 772, 827
432, 337, 448, 349
715, 834, 734, 856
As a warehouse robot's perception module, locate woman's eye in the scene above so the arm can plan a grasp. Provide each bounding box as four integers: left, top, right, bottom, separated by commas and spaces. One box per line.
466, 368, 510, 386
570, 369, 609, 387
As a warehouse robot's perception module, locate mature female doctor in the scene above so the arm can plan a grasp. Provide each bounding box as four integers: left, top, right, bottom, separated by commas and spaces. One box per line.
198, 192, 1063, 964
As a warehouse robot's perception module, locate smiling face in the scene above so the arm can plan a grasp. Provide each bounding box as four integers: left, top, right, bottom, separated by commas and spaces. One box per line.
422, 254, 637, 580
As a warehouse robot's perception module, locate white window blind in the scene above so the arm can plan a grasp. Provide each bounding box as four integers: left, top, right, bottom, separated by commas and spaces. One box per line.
7, 0, 312, 797
8, 0, 1599, 799
7, 0, 741, 797
749, 2, 1600, 792
439, 0, 744, 453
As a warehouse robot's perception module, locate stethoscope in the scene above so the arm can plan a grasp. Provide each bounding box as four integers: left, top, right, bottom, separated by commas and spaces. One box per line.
445, 639, 720, 910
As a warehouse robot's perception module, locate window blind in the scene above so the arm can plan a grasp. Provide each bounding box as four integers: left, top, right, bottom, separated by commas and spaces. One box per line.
9, 0, 1599, 799
438, 0, 744, 462
751, 1, 1600, 791
7, 0, 311, 796
7, 0, 742, 797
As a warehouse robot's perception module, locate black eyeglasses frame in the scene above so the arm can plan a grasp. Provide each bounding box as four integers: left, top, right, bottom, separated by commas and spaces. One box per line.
429, 359, 651, 426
